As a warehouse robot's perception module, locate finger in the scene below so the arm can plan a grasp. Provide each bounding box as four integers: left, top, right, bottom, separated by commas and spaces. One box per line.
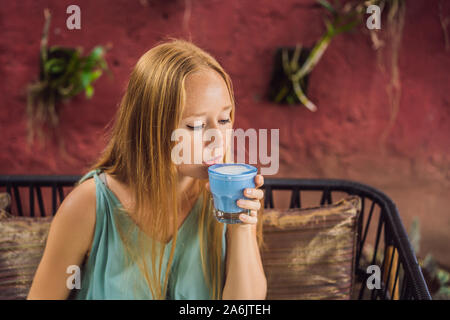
237, 199, 261, 211
240, 211, 257, 224
244, 188, 264, 200
254, 175, 264, 188
205, 182, 210, 192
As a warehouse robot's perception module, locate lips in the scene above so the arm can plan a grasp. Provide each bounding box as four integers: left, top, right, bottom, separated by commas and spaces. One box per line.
203, 155, 222, 166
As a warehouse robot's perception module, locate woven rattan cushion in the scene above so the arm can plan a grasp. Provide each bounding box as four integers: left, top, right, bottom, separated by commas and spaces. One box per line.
261, 195, 361, 300
0, 193, 52, 300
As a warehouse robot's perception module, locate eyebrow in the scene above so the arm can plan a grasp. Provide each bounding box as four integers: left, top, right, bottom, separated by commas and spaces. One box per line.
184, 105, 232, 118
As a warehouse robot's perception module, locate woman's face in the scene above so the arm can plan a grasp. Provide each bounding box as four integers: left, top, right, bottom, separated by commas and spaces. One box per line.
175, 68, 233, 180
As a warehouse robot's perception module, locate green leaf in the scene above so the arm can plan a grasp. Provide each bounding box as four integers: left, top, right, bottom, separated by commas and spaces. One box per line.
80, 70, 103, 89
437, 269, 450, 285
335, 19, 361, 34
85, 85, 94, 99
89, 46, 104, 61
80, 72, 91, 88
90, 69, 102, 82
83, 46, 105, 71
44, 58, 66, 74
52, 51, 80, 88
99, 58, 109, 71
273, 86, 289, 103
324, 18, 335, 36
292, 80, 317, 111
317, 0, 336, 14
50, 63, 64, 74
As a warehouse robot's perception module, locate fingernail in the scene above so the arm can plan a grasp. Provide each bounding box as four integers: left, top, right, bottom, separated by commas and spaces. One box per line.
246, 189, 252, 195
240, 214, 247, 220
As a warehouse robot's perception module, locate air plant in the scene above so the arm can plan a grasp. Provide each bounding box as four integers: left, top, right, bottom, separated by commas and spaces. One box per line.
270, 0, 366, 111
26, 9, 111, 145
270, 0, 408, 114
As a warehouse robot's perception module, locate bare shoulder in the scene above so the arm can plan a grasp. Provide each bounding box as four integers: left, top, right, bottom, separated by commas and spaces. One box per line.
27, 178, 97, 299
49, 178, 97, 253
56, 178, 96, 223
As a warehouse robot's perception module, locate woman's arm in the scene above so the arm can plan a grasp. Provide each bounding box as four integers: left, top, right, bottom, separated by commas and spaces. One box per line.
221, 174, 267, 300
222, 223, 267, 300
27, 180, 96, 300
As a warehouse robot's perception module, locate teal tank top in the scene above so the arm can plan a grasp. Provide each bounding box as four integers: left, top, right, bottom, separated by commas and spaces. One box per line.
73, 169, 227, 300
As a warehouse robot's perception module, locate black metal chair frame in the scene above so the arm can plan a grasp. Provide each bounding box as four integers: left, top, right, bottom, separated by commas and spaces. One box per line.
0, 174, 431, 300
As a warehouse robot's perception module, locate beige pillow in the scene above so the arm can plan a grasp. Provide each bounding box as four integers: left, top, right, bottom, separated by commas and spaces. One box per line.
261, 196, 361, 300
0, 193, 52, 300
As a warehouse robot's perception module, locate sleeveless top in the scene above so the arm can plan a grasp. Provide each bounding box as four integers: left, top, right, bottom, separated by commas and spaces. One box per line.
73, 169, 227, 300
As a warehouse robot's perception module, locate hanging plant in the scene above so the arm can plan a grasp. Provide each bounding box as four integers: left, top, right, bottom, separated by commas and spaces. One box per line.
268, 46, 312, 107
268, 0, 365, 111
268, 0, 408, 145
26, 9, 112, 145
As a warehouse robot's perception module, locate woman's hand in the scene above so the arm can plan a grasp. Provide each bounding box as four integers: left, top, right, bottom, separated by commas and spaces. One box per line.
236, 174, 264, 224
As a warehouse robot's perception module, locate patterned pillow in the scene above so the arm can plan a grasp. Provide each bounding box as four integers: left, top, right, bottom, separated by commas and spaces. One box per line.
0, 193, 52, 300
0, 192, 10, 215
261, 196, 361, 300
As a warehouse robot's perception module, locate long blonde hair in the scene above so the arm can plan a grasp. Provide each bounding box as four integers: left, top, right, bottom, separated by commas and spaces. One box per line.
83, 38, 263, 299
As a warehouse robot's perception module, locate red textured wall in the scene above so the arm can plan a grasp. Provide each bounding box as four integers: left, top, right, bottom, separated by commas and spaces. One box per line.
0, 1, 449, 266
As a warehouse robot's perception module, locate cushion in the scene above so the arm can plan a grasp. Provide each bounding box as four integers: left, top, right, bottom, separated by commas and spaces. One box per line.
260, 195, 361, 300
0, 192, 10, 215
0, 193, 52, 300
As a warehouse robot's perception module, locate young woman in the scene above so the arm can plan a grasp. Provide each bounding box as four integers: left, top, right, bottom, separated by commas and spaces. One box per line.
27, 39, 267, 300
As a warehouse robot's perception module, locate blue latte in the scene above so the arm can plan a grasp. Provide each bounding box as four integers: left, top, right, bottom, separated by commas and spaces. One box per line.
208, 163, 258, 224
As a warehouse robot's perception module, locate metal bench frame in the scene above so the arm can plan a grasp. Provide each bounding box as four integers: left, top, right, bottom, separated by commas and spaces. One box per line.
0, 175, 431, 300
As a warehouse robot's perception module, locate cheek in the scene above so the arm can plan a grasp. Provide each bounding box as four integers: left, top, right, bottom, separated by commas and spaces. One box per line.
213, 128, 230, 156
186, 132, 203, 160
177, 163, 208, 179
223, 126, 232, 149
184, 128, 231, 161
202, 128, 228, 149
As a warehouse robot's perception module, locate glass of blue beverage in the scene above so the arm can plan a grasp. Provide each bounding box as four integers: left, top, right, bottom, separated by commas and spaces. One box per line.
207, 163, 258, 224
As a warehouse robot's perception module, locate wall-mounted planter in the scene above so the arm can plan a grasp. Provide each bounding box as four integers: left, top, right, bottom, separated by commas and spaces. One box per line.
26, 9, 111, 145
266, 0, 368, 112
267, 46, 311, 106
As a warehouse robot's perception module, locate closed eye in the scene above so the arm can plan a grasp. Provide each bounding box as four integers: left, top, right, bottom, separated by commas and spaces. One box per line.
186, 124, 204, 130
186, 119, 230, 130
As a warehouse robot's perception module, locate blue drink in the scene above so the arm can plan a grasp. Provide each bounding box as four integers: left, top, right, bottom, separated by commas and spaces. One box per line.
208, 164, 258, 224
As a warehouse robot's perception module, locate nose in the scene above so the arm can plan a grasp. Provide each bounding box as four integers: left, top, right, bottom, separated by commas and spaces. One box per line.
203, 127, 224, 157
203, 128, 223, 145
208, 121, 219, 130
